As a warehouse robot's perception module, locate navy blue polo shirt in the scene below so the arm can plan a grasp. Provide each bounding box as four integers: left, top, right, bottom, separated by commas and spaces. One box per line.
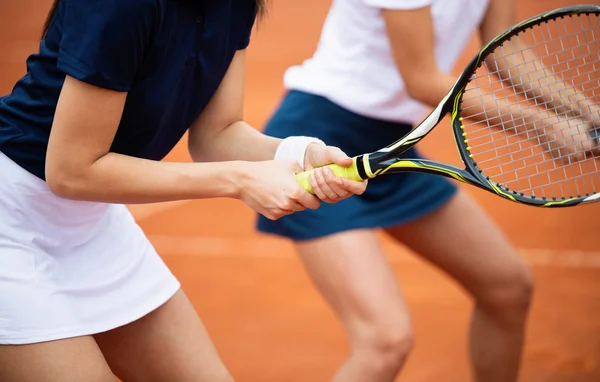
0, 0, 257, 180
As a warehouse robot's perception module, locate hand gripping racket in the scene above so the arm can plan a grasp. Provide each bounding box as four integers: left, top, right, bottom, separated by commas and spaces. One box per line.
295, 5, 600, 207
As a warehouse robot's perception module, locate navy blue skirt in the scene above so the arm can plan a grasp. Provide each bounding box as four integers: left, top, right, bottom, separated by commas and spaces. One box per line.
256, 90, 457, 241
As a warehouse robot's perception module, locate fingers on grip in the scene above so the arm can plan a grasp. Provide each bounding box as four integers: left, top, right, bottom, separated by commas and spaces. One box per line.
328, 163, 362, 180
295, 163, 363, 194
295, 171, 315, 194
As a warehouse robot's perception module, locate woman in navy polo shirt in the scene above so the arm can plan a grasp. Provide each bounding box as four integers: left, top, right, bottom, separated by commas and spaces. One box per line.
0, 0, 365, 380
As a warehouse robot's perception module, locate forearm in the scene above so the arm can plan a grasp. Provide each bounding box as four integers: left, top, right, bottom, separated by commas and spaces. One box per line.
47, 152, 243, 204
488, 41, 599, 122
189, 120, 281, 163
461, 85, 556, 138
410, 70, 547, 135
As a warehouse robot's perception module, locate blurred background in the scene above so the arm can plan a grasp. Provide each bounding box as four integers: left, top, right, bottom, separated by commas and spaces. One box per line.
1, 1, 598, 381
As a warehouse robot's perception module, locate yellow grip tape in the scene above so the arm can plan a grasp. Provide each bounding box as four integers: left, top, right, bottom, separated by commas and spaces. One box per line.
295, 160, 363, 194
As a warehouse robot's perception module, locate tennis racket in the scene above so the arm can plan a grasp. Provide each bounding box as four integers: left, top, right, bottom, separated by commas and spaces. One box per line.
295, 5, 600, 207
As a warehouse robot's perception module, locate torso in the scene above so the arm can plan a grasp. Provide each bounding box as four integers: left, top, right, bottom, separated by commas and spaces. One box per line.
0, 0, 257, 180
283, 0, 490, 123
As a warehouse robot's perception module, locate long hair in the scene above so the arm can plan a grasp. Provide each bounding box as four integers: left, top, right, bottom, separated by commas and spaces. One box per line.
256, 0, 267, 19
41, 0, 267, 39
41, 0, 59, 39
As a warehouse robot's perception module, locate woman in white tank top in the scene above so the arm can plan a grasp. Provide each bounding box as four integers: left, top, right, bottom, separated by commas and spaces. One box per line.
258, 1, 533, 381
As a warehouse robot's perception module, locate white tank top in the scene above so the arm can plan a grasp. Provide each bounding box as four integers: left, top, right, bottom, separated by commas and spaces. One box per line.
283, 0, 491, 123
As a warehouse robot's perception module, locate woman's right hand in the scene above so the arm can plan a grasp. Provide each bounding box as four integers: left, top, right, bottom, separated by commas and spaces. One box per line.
537, 116, 600, 164
236, 159, 321, 220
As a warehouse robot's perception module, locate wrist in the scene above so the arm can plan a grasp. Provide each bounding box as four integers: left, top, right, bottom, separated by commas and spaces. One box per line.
274, 136, 325, 170
220, 161, 253, 200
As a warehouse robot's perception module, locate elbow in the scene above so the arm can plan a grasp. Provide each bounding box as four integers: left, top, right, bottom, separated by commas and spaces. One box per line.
188, 131, 221, 163
45, 164, 89, 200
46, 172, 80, 200
403, 70, 454, 107
187, 130, 205, 162
405, 82, 427, 104
404, 80, 437, 106
402, 69, 439, 105
187, 143, 209, 163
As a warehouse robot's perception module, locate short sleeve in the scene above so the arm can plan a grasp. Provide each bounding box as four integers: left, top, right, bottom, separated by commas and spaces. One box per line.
363, 0, 432, 9
237, 5, 258, 50
57, 0, 157, 92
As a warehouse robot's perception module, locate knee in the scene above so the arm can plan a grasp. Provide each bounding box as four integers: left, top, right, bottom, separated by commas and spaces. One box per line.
351, 320, 414, 372
477, 260, 534, 323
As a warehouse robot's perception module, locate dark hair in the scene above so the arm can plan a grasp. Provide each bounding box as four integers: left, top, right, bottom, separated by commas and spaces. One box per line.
256, 0, 267, 19
41, 0, 59, 39
41, 0, 267, 39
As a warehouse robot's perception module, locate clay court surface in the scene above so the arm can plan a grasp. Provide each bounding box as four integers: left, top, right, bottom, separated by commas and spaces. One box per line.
1, 1, 599, 381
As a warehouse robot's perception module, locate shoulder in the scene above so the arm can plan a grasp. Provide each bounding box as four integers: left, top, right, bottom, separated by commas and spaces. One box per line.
228, 0, 258, 49
116, 0, 161, 17
229, 0, 257, 21
61, 0, 160, 23
64, 0, 159, 10
56, 0, 163, 91
231, 0, 257, 12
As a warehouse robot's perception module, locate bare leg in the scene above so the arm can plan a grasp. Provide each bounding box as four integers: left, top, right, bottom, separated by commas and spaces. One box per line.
94, 289, 234, 382
387, 191, 533, 382
0, 336, 116, 382
295, 230, 413, 382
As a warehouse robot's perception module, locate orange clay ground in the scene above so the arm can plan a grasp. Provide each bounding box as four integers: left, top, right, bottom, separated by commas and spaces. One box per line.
1, 1, 599, 381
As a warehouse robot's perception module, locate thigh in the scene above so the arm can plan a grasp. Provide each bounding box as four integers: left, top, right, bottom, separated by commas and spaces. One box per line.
295, 229, 411, 341
0, 336, 115, 382
386, 191, 532, 301
94, 289, 232, 382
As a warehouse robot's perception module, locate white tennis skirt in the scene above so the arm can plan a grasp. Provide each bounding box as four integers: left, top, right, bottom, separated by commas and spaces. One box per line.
0, 151, 181, 345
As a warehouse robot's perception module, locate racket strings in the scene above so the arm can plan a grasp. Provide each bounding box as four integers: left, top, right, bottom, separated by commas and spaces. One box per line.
467, 73, 598, 198
464, 28, 598, 90
462, 58, 599, 118
459, 12, 600, 201
463, 30, 600, 126
475, 71, 599, 197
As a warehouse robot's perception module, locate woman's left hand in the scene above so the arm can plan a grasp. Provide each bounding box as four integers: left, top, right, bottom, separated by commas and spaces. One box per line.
303, 143, 368, 203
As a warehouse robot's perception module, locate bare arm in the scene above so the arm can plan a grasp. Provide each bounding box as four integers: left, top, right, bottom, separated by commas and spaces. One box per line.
479, 0, 600, 124
381, 6, 546, 132
384, 5, 593, 136
187, 49, 366, 201
381, 7, 454, 107
46, 75, 246, 204
381, 5, 600, 161
188, 49, 282, 163
45, 7, 346, 217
